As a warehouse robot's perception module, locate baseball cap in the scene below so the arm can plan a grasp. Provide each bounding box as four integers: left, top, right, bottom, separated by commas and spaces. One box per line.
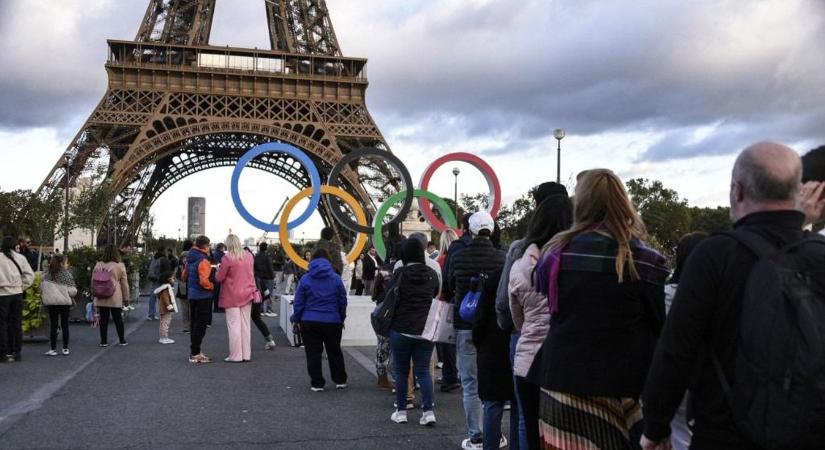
469, 211, 495, 235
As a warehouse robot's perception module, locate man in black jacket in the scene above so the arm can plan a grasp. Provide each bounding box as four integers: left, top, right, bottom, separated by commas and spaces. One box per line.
641, 142, 810, 450
361, 247, 382, 296
448, 211, 506, 450
254, 242, 276, 317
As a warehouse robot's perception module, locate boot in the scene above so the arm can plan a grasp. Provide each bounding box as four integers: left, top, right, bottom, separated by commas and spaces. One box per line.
377, 373, 393, 390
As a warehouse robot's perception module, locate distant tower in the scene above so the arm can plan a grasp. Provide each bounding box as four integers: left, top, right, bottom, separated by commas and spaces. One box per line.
187, 197, 206, 237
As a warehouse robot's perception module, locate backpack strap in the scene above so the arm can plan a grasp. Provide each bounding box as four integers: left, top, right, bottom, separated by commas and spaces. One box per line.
716, 230, 779, 259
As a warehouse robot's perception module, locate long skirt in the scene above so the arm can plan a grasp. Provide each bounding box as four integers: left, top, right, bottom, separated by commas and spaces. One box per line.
539, 389, 642, 450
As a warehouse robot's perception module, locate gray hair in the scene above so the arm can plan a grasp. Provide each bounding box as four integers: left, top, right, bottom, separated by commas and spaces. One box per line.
734, 150, 801, 202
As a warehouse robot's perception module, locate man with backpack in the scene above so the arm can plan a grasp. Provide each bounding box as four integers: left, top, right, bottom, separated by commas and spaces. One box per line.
641, 142, 825, 450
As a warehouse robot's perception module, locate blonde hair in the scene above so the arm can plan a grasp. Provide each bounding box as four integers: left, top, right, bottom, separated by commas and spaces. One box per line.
545, 169, 647, 283
439, 228, 459, 256
224, 234, 245, 260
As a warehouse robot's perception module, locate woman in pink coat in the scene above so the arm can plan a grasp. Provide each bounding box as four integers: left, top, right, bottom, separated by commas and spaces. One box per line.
508, 195, 572, 450
215, 234, 257, 362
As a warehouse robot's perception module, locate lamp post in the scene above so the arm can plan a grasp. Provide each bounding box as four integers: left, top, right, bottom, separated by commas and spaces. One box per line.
553, 128, 566, 183
63, 151, 71, 252
452, 167, 460, 223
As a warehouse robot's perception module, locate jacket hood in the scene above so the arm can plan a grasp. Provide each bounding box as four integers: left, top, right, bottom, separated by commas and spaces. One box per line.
153, 283, 174, 294
401, 263, 435, 283
308, 258, 335, 278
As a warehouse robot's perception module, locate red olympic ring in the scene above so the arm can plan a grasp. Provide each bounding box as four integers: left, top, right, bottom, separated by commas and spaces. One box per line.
418, 152, 501, 233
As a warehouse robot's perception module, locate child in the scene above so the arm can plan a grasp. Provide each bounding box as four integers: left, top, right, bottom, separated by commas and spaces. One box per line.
154, 271, 177, 344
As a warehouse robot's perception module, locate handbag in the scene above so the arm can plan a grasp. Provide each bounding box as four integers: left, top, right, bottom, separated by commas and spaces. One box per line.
371, 270, 403, 338
422, 299, 456, 344
459, 273, 487, 322
292, 323, 304, 347
252, 288, 263, 304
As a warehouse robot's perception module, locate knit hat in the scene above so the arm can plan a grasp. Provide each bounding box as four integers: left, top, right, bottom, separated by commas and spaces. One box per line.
401, 238, 425, 265
469, 211, 495, 235
533, 182, 568, 204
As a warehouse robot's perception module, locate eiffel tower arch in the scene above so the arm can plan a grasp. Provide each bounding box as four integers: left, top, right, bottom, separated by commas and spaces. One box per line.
37, 0, 395, 245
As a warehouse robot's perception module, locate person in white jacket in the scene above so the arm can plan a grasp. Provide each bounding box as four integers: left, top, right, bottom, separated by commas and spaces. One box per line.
1, 236, 35, 363
41, 254, 77, 355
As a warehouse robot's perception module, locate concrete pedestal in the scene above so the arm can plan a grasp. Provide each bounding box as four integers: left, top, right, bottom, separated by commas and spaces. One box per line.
279, 295, 378, 347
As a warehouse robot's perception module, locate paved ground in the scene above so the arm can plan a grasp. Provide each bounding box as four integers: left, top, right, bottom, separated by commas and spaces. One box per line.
0, 297, 504, 449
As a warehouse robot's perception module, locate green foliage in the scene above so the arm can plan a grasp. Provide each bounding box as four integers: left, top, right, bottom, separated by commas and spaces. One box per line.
69, 168, 111, 243
627, 178, 692, 254
22, 273, 45, 333
689, 206, 732, 233
65, 246, 101, 300
0, 188, 63, 246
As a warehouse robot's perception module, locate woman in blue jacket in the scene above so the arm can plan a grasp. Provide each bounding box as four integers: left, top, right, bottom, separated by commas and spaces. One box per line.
290, 248, 348, 391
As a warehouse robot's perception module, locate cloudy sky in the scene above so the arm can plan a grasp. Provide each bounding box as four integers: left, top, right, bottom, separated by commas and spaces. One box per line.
1, 0, 824, 242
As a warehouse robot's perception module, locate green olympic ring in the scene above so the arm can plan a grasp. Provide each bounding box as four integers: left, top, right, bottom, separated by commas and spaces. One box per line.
372, 189, 458, 260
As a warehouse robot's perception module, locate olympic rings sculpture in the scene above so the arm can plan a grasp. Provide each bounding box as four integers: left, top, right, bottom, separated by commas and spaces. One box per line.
231, 142, 501, 269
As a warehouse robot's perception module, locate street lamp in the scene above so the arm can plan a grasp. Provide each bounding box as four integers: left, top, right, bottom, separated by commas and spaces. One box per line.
553, 128, 566, 183
452, 167, 460, 223
62, 151, 71, 252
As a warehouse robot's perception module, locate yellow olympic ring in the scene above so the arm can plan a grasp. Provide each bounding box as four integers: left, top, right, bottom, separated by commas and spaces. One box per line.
279, 185, 369, 271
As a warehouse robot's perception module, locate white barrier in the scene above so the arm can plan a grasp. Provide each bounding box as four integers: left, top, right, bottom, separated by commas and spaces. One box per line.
279, 295, 378, 347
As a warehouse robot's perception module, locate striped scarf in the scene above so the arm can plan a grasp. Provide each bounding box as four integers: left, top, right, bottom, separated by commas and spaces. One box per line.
536, 231, 669, 314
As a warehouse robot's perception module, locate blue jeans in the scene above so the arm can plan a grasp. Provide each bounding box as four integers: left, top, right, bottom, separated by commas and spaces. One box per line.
510, 333, 527, 450
390, 331, 435, 412
148, 282, 158, 317
456, 329, 483, 440
483, 400, 505, 450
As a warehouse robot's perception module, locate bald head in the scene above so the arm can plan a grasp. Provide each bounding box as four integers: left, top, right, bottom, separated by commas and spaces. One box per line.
733, 141, 801, 203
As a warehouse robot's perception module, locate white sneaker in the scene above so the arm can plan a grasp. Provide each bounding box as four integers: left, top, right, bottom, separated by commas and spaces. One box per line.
390, 410, 408, 424
44, 350, 58, 356
159, 338, 175, 344
461, 438, 482, 450
499, 436, 508, 448
264, 340, 276, 350
335, 384, 347, 389
311, 387, 325, 392
419, 410, 436, 426
61, 348, 70, 355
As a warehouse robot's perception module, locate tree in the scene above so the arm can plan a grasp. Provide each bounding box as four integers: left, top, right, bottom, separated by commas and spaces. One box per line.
626, 178, 692, 255
0, 188, 63, 248
689, 206, 731, 233
69, 173, 111, 247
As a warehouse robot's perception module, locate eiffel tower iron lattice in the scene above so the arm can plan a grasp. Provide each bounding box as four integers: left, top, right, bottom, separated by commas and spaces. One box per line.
37, 0, 396, 246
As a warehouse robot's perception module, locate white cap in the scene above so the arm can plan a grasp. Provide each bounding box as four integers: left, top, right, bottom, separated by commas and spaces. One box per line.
469, 211, 495, 235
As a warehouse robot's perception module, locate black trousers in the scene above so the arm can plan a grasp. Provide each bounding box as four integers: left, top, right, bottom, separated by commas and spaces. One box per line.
354, 279, 364, 295
251, 302, 271, 339
47, 305, 71, 350
98, 306, 125, 345
0, 293, 23, 356
300, 321, 347, 388
189, 299, 212, 356
437, 342, 458, 385
516, 376, 541, 450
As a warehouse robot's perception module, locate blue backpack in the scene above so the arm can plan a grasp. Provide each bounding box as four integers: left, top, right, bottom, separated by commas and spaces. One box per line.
459, 274, 487, 322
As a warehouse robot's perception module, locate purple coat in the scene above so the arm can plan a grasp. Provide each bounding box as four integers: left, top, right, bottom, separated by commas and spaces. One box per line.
215, 252, 256, 309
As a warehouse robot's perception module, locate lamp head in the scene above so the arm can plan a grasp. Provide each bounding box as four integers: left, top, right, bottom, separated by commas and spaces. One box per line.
452, 167, 460, 176
553, 129, 566, 141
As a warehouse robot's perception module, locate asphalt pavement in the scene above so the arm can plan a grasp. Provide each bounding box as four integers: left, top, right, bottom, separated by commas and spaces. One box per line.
0, 297, 497, 449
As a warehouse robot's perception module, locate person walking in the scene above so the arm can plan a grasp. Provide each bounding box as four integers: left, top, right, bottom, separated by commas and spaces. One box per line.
507, 195, 573, 450
246, 247, 277, 351
290, 248, 348, 391
93, 245, 132, 347
1, 236, 35, 362
642, 142, 825, 450
187, 235, 215, 364
449, 212, 508, 450
254, 242, 276, 317
362, 247, 382, 296
532, 169, 668, 450
280, 258, 296, 295
388, 239, 440, 426
216, 235, 259, 362
41, 254, 77, 355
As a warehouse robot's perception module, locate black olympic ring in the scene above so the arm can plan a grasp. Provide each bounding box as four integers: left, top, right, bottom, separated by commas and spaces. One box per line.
325, 147, 415, 234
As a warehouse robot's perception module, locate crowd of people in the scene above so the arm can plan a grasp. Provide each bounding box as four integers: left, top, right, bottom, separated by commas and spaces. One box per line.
1, 141, 824, 450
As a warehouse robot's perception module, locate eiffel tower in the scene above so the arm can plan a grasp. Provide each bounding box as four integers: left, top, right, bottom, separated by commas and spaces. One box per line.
37, 0, 393, 245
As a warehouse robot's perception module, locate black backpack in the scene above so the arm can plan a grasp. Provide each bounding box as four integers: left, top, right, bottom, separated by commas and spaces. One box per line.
713, 230, 825, 450
371, 270, 403, 338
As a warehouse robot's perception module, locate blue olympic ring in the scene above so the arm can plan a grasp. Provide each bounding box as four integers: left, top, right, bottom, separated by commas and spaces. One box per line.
230, 142, 322, 233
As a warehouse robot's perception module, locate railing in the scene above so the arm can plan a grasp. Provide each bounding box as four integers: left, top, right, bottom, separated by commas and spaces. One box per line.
106, 40, 367, 82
